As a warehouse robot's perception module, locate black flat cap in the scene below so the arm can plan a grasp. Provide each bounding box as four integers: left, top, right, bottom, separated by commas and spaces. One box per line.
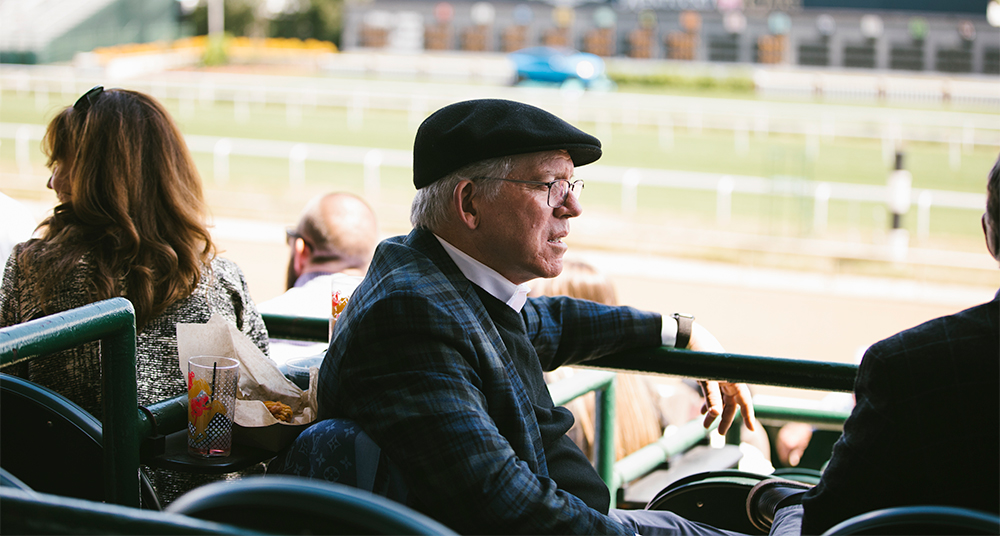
413, 99, 602, 189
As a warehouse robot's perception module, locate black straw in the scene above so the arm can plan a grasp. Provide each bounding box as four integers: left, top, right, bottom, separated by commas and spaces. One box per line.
211, 362, 217, 403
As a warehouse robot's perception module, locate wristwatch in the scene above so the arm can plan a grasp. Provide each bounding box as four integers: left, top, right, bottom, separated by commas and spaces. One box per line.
672, 313, 694, 349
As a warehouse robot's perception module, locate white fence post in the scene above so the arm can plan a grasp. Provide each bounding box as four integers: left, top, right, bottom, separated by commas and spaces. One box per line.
286, 94, 302, 127
364, 149, 383, 203
622, 168, 641, 215
349, 92, 367, 131
289, 143, 308, 188
34, 84, 48, 112
806, 124, 820, 161
234, 92, 250, 124
813, 182, 831, 234
949, 133, 961, 170
734, 120, 749, 156
658, 116, 674, 151
716, 175, 734, 227
917, 190, 933, 241
213, 138, 232, 184
16, 125, 31, 178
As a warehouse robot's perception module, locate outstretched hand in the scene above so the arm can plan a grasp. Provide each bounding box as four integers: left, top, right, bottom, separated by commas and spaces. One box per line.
688, 322, 756, 435
698, 380, 756, 435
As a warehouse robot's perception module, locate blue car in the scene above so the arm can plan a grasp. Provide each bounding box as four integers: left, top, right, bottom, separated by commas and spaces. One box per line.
509, 46, 608, 87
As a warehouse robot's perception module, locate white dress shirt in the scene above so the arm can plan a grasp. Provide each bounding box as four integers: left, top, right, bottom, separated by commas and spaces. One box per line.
434, 234, 680, 346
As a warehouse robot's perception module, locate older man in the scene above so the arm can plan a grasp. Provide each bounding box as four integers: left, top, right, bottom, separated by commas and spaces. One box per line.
317, 99, 754, 535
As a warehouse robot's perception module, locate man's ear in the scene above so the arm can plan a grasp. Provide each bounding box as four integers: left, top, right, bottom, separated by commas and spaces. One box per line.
454, 180, 479, 230
984, 212, 999, 262
292, 238, 310, 275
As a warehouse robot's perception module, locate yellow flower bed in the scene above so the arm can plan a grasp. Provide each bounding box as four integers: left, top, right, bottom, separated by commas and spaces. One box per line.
92, 35, 337, 59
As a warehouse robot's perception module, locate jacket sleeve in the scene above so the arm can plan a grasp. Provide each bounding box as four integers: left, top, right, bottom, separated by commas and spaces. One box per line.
522, 295, 663, 371
333, 289, 633, 535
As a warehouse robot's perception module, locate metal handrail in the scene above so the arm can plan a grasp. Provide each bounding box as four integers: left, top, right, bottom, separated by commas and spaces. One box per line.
0, 298, 139, 508
0, 306, 858, 510
549, 370, 618, 495
257, 312, 859, 507
590, 347, 857, 392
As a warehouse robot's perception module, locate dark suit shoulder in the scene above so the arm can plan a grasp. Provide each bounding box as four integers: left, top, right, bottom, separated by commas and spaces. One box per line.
867, 295, 999, 362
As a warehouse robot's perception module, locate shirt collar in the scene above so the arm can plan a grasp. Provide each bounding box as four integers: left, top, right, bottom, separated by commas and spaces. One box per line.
434, 234, 531, 312
293, 271, 331, 287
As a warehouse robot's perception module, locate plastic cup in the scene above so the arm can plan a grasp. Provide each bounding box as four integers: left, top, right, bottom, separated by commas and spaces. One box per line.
285, 353, 325, 390
187, 356, 239, 457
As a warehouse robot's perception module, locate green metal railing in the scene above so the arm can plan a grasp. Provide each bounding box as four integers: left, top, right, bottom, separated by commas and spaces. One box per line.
0, 306, 858, 510
259, 313, 859, 508
0, 298, 140, 508
548, 370, 618, 492
590, 348, 857, 392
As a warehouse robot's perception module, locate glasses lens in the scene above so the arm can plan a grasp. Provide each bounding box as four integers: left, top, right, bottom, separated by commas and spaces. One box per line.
549, 180, 568, 208
548, 180, 582, 208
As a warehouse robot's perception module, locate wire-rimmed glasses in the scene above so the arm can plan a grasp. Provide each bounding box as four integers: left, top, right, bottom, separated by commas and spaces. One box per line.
285, 228, 314, 251
476, 177, 584, 208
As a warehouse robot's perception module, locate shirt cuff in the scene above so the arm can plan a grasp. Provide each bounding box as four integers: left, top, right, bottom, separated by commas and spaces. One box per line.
660, 315, 679, 347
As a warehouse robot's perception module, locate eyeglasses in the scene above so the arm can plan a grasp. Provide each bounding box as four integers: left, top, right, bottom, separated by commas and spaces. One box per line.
73, 86, 104, 114
476, 177, 584, 208
285, 228, 314, 251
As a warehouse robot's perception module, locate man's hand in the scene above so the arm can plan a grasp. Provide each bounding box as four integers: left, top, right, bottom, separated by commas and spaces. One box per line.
689, 322, 756, 435
698, 380, 756, 435
776, 422, 814, 467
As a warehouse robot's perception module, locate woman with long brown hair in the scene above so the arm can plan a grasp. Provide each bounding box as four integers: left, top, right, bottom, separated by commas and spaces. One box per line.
0, 86, 268, 418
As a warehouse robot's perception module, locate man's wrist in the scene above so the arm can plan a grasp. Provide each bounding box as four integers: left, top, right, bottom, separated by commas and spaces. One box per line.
672, 313, 694, 348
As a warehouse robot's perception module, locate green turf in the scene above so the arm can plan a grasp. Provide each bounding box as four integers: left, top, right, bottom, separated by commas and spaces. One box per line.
2, 88, 995, 247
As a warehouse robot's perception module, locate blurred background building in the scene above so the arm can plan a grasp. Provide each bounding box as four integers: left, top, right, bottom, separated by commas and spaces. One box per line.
343, 0, 998, 75
0, 0, 183, 64
1, 0, 997, 75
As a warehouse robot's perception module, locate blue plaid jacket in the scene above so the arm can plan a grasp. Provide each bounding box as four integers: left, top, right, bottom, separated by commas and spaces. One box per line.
317, 228, 662, 535
801, 289, 1000, 534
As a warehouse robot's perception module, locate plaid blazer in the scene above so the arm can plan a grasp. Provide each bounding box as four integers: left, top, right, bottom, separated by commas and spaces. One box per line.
317, 228, 662, 535
801, 290, 1000, 535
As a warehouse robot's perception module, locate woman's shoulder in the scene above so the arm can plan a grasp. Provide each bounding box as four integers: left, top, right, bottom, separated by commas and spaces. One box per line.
198, 256, 252, 296
203, 256, 249, 282
9, 239, 42, 263
207, 256, 245, 276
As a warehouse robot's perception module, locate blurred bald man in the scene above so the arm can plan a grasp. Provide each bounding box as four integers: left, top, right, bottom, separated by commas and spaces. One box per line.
259, 192, 379, 363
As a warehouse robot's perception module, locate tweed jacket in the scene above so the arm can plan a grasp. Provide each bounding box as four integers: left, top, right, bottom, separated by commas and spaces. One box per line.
800, 290, 1000, 534
317, 228, 662, 535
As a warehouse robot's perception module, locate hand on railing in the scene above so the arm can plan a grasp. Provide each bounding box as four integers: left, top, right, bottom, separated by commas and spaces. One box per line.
689, 322, 756, 435
699, 380, 755, 435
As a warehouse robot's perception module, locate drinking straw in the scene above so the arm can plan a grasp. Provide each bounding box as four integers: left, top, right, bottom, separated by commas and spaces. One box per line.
211, 361, 217, 403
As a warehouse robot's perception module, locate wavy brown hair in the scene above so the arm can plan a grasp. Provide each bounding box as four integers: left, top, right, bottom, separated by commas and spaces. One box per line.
23, 88, 215, 330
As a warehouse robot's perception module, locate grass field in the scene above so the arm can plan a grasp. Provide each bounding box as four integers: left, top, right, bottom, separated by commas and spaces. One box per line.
2, 81, 997, 260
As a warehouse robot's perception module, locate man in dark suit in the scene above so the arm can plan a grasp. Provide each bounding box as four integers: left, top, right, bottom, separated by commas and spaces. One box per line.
762, 155, 1000, 535
317, 99, 755, 535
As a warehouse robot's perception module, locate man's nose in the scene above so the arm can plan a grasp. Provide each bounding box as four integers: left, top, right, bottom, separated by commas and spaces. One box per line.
556, 189, 583, 218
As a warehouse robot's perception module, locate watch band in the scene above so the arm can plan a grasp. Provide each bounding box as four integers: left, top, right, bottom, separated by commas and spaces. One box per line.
672, 313, 694, 349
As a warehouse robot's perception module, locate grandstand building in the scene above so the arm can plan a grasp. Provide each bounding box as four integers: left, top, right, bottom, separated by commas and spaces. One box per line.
342, 0, 1000, 75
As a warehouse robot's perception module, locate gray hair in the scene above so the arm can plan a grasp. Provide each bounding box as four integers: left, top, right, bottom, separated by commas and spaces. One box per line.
410, 155, 514, 231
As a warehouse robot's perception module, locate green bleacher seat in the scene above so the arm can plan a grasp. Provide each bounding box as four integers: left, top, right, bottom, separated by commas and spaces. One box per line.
166, 475, 456, 535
